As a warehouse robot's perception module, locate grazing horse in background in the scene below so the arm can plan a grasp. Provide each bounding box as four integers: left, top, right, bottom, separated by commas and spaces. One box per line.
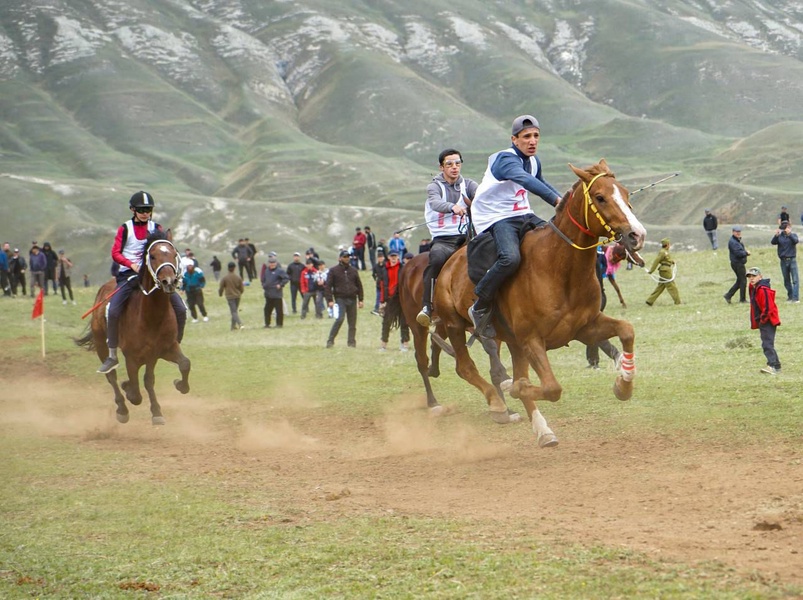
398, 254, 518, 422
436, 159, 647, 446
76, 231, 191, 425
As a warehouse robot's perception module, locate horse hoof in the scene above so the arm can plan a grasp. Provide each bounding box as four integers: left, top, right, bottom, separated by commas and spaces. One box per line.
538, 433, 559, 448
613, 377, 633, 401
152, 416, 166, 426
174, 379, 190, 394
429, 405, 446, 417
499, 378, 514, 393
128, 395, 143, 406
427, 367, 440, 378
116, 412, 129, 424
489, 410, 515, 425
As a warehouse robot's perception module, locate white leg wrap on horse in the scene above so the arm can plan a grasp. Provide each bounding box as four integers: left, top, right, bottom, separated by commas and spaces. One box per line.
619, 351, 636, 382
532, 409, 551, 437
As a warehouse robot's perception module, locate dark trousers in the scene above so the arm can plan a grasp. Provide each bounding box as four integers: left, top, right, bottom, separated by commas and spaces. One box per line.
779, 257, 799, 301
290, 281, 300, 312
301, 291, 322, 318
759, 323, 780, 368
726, 262, 747, 302
474, 215, 544, 308
186, 289, 207, 319
227, 298, 242, 328
368, 247, 377, 271
11, 273, 26, 296
1, 270, 10, 296
30, 271, 45, 296
422, 235, 464, 309
355, 247, 366, 270
106, 273, 186, 347
59, 277, 74, 301
381, 302, 410, 344
328, 296, 357, 346
264, 297, 283, 327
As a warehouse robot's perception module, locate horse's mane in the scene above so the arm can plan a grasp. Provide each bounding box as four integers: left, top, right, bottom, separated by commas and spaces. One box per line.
555, 162, 616, 217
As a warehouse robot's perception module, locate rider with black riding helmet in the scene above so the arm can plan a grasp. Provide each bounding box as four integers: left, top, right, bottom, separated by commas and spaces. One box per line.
96, 191, 187, 374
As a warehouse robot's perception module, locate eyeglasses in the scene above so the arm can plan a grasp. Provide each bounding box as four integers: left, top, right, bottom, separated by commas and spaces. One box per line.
442, 160, 462, 167
135, 207, 153, 213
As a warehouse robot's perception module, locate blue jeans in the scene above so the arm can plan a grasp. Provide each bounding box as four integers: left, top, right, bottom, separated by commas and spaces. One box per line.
779, 257, 799, 301
474, 215, 543, 307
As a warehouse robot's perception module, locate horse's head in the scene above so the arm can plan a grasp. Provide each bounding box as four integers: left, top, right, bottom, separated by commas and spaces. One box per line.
562, 159, 646, 266
139, 230, 181, 294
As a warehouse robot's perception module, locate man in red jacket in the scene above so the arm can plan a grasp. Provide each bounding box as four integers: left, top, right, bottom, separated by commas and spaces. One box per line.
747, 266, 782, 375
352, 227, 367, 271
378, 250, 409, 351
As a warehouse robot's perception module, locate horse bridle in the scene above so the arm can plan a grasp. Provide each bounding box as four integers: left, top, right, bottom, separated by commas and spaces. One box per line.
140, 239, 182, 296
550, 172, 628, 251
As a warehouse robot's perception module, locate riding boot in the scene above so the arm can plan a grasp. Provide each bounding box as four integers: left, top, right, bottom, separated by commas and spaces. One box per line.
417, 278, 437, 327
97, 347, 119, 374
469, 302, 496, 339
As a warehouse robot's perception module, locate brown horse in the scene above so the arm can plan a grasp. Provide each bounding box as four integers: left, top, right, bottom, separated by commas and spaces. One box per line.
76, 230, 190, 424
435, 159, 646, 446
398, 253, 518, 422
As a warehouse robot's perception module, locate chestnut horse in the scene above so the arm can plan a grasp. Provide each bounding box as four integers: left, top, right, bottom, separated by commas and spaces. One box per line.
76, 231, 191, 424
398, 253, 518, 422
436, 159, 646, 446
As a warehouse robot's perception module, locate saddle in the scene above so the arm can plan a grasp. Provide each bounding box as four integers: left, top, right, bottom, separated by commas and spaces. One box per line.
466, 219, 543, 284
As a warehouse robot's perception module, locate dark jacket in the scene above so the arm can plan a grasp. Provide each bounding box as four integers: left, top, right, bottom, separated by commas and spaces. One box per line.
231, 244, 253, 263
728, 235, 748, 265
286, 260, 305, 284
29, 251, 47, 272
261, 265, 289, 299
324, 262, 363, 302
770, 231, 798, 259
703, 214, 717, 231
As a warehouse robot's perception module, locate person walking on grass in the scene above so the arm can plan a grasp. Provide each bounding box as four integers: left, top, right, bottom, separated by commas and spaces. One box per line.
645, 238, 680, 306
747, 267, 782, 375
261, 256, 289, 328
724, 225, 750, 304
219, 261, 245, 330
324, 250, 364, 348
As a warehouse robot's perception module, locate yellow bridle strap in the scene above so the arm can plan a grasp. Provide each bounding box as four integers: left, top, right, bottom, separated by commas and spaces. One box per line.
559, 173, 617, 251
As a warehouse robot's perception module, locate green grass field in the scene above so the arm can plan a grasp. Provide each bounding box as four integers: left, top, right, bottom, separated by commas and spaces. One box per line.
1, 246, 801, 598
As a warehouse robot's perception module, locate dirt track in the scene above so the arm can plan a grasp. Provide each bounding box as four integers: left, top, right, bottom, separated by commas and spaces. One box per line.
4, 370, 802, 587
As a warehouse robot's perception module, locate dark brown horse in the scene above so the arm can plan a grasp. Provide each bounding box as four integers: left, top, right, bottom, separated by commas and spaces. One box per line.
398, 254, 518, 422
436, 159, 646, 446
76, 231, 190, 424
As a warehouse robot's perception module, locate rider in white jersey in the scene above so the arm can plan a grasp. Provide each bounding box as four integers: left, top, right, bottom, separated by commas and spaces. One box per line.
416, 148, 478, 327
469, 115, 563, 338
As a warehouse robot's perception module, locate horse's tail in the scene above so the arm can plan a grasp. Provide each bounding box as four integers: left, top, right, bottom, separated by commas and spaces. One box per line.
386, 294, 403, 330
74, 325, 95, 351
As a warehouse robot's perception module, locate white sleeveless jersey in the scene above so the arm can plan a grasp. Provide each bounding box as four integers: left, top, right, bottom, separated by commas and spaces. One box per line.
425, 180, 468, 237
471, 149, 536, 234
120, 220, 157, 273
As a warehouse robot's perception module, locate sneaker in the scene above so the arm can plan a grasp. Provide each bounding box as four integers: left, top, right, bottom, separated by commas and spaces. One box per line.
192, 319, 199, 323
416, 306, 431, 327
202, 316, 209, 322
469, 304, 496, 338
723, 294, 732, 304
326, 340, 334, 348
379, 346, 387, 352
760, 366, 779, 375
97, 356, 119, 374
400, 343, 409, 352
371, 310, 380, 316
62, 300, 67, 305
72, 300, 76, 305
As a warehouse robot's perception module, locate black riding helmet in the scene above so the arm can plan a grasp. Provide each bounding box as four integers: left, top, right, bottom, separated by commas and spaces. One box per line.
129, 191, 155, 209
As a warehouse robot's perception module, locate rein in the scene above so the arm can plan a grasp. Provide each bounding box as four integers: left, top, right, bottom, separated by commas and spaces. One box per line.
140, 239, 182, 296
555, 172, 620, 251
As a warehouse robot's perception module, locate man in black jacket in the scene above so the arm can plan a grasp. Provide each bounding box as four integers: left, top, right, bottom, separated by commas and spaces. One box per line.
285, 252, 306, 314
703, 209, 718, 250
324, 250, 364, 348
724, 226, 750, 303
